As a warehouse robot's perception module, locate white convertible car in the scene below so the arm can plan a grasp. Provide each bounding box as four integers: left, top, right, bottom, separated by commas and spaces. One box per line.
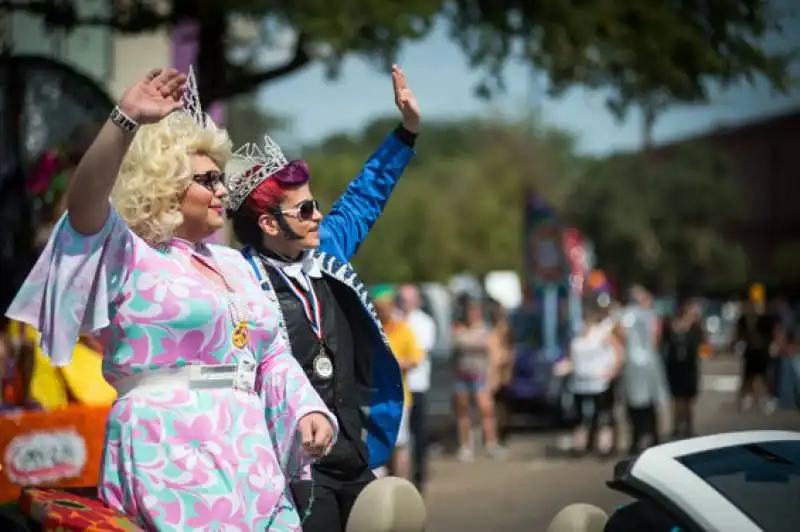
548, 430, 800, 532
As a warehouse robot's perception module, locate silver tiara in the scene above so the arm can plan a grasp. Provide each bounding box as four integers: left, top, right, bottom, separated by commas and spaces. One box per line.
225, 135, 288, 211
168, 65, 217, 131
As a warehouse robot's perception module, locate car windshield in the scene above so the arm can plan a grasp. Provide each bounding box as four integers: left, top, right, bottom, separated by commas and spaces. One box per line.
677, 440, 800, 532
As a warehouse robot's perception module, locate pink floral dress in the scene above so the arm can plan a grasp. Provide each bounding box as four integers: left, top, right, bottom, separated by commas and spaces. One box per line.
7, 207, 337, 530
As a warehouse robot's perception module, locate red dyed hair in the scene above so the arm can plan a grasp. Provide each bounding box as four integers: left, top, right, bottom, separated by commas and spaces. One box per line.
241, 160, 310, 218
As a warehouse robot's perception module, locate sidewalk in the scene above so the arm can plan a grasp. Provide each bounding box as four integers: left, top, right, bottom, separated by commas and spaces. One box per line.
427, 374, 798, 467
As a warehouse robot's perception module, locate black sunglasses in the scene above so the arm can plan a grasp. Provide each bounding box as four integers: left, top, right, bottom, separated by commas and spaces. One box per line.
192, 170, 225, 192
274, 199, 320, 221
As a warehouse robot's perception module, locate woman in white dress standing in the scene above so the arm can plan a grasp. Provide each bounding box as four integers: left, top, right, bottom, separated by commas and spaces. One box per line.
568, 295, 624, 457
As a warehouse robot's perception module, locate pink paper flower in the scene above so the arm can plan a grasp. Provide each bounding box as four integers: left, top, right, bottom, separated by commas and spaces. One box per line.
28, 150, 60, 194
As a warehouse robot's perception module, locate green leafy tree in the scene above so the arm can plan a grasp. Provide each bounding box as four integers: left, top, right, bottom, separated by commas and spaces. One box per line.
232, 112, 748, 290
770, 242, 800, 286
226, 94, 291, 145
304, 116, 584, 283
563, 143, 748, 293
4, 0, 793, 113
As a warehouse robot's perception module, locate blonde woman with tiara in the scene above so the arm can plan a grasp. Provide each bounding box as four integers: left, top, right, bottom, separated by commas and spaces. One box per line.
6, 67, 336, 530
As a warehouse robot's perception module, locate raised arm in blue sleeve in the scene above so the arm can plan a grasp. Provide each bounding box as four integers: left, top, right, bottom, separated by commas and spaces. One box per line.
319, 125, 416, 262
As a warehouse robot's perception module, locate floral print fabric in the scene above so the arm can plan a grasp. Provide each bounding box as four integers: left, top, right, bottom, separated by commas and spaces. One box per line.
7, 208, 336, 530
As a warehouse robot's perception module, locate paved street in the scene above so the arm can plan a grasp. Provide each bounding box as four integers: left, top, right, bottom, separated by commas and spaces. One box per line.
421, 357, 800, 531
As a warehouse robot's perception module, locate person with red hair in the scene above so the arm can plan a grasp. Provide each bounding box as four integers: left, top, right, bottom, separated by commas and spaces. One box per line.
226, 65, 421, 532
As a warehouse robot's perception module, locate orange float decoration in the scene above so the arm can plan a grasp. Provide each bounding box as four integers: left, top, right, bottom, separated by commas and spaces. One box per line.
1, 93, 125, 525
19, 488, 141, 531
0, 403, 111, 504
1, 322, 116, 508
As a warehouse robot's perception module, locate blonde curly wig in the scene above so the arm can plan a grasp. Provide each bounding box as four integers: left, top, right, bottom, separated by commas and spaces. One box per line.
110, 111, 232, 244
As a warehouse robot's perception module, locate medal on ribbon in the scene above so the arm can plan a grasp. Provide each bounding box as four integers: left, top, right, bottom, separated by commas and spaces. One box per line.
232, 321, 249, 348
274, 269, 334, 380
313, 351, 334, 379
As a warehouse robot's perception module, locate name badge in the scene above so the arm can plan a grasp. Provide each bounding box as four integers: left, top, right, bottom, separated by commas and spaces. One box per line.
234, 360, 257, 392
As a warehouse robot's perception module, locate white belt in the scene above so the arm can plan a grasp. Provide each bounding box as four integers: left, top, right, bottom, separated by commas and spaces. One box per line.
113, 360, 257, 398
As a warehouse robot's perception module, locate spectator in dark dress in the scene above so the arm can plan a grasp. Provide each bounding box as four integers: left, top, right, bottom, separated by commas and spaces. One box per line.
662, 300, 703, 439
735, 299, 778, 414
767, 296, 793, 396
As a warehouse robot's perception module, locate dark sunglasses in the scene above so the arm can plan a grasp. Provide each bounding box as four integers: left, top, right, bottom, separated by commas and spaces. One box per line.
274, 199, 320, 221
192, 170, 225, 192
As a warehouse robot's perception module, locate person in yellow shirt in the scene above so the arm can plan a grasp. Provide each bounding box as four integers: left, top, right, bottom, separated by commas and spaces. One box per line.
371, 284, 423, 480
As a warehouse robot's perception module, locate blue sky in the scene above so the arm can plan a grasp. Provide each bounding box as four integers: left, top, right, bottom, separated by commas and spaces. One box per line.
257, 20, 800, 156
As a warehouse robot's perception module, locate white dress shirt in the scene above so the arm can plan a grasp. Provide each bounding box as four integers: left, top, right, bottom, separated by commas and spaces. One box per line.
405, 309, 437, 393
263, 250, 322, 290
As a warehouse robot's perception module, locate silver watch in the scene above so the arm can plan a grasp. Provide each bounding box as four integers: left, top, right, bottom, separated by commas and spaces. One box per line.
110, 105, 140, 133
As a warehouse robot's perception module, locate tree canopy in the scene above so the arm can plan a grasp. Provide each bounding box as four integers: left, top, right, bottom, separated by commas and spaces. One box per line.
4, 0, 794, 113
298, 115, 747, 292
562, 145, 747, 294
226, 94, 290, 146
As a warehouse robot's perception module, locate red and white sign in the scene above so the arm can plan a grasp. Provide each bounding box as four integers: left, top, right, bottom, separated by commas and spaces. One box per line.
562, 228, 588, 294
528, 221, 564, 284
3, 429, 87, 485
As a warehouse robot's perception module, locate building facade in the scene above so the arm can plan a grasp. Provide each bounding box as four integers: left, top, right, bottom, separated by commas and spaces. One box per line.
654, 109, 800, 282
4, 2, 229, 244
5, 0, 171, 100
